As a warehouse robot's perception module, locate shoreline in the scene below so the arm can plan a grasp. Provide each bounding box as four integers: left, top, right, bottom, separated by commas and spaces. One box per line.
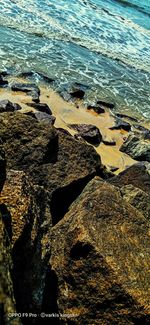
0, 73, 150, 173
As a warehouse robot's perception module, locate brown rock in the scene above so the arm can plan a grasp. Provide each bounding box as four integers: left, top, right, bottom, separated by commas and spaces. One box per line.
50, 177, 149, 324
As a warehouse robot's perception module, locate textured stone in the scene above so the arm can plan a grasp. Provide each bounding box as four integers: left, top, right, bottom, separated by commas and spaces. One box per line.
0, 100, 21, 113
70, 124, 102, 145
120, 133, 150, 162
50, 177, 149, 324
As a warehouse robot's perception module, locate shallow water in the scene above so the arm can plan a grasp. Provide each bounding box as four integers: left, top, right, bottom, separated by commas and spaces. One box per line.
0, 0, 150, 118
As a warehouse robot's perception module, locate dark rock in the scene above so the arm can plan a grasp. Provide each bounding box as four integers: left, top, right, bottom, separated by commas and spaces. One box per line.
102, 136, 116, 146
121, 184, 150, 220
120, 133, 150, 162
109, 162, 150, 195
116, 113, 139, 122
0, 100, 21, 113
0, 146, 6, 192
50, 177, 149, 324
59, 82, 89, 101
11, 83, 40, 103
18, 71, 35, 78
25, 111, 55, 124
0, 112, 102, 225
70, 124, 102, 145
97, 100, 115, 109
0, 170, 52, 320
0, 75, 8, 87
0, 208, 21, 325
37, 72, 55, 83
133, 124, 150, 140
87, 104, 105, 114
26, 102, 52, 115
110, 118, 131, 132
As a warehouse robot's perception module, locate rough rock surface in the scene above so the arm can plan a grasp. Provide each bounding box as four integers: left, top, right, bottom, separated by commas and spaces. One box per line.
0, 146, 6, 192
26, 103, 52, 115
0, 170, 51, 321
109, 162, 150, 195
25, 111, 56, 124
70, 124, 102, 145
50, 177, 150, 325
120, 133, 150, 162
0, 100, 21, 113
11, 83, 40, 103
121, 184, 150, 220
0, 113, 102, 225
110, 118, 131, 132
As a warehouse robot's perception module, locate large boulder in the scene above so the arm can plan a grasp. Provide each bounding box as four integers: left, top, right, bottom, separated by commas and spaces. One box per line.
120, 133, 150, 162
109, 162, 150, 195
50, 177, 149, 324
0, 170, 52, 321
0, 113, 102, 225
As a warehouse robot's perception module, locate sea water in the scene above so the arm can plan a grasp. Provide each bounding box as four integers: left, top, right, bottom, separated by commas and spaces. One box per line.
0, 0, 150, 118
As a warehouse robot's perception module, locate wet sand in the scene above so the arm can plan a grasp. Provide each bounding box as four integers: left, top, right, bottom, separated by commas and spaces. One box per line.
0, 77, 145, 173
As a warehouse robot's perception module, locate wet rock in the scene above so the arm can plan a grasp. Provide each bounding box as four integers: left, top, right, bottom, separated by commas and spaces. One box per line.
121, 184, 150, 220
18, 71, 35, 78
97, 100, 115, 109
116, 113, 139, 122
11, 83, 40, 103
0, 74, 8, 87
120, 133, 150, 162
50, 177, 149, 324
133, 124, 150, 140
110, 118, 131, 132
25, 111, 56, 124
109, 162, 150, 195
0, 170, 52, 320
0, 100, 21, 113
59, 82, 89, 101
26, 102, 52, 115
87, 104, 105, 114
37, 72, 55, 83
70, 124, 102, 145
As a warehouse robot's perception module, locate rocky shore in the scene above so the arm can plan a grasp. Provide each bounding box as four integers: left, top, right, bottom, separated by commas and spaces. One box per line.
0, 71, 150, 324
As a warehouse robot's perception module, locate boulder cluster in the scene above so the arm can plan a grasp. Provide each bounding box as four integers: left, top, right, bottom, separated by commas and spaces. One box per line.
0, 76, 150, 325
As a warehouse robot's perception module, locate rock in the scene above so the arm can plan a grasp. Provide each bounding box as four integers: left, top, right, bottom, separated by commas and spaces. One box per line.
0, 74, 8, 87
120, 133, 150, 162
102, 135, 116, 146
133, 124, 150, 140
37, 72, 55, 83
59, 82, 89, 101
0, 100, 21, 113
0, 170, 52, 319
26, 102, 52, 115
109, 162, 150, 195
121, 185, 150, 220
97, 100, 115, 109
0, 209, 21, 325
70, 124, 102, 145
110, 118, 131, 132
0, 113, 102, 225
87, 104, 105, 114
18, 71, 35, 78
25, 111, 56, 124
116, 113, 139, 122
11, 83, 40, 103
0, 146, 6, 192
50, 177, 149, 324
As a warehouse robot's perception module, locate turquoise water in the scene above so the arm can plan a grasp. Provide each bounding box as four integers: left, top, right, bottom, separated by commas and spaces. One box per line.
0, 0, 150, 118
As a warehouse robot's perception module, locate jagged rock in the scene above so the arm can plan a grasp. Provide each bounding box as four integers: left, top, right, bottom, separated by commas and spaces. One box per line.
120, 133, 150, 162
50, 177, 149, 324
133, 124, 150, 140
109, 162, 150, 195
110, 118, 131, 132
0, 100, 21, 113
0, 170, 51, 321
0, 146, 6, 192
0, 113, 102, 225
11, 83, 40, 103
121, 185, 150, 220
87, 104, 105, 114
97, 100, 115, 109
26, 102, 52, 115
0, 209, 21, 325
25, 111, 55, 124
70, 124, 102, 145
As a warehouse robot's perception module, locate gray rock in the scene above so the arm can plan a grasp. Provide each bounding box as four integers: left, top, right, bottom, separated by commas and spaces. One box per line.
70, 123, 102, 145
120, 133, 150, 162
0, 100, 21, 113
